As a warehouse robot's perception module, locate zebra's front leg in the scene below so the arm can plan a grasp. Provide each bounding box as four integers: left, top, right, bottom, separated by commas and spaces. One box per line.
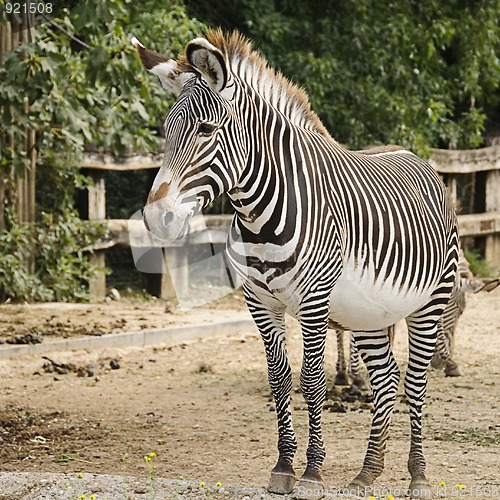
295, 314, 329, 500
245, 291, 297, 494
348, 329, 400, 495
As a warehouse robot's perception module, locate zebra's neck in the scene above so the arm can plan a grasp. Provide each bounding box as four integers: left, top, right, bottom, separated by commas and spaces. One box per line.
228, 97, 307, 242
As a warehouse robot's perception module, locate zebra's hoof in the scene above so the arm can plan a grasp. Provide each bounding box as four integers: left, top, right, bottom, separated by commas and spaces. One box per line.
334, 370, 350, 386
346, 483, 367, 497
294, 468, 325, 500
445, 365, 463, 377
267, 459, 296, 495
347, 476, 373, 497
408, 479, 432, 498
351, 376, 369, 391
430, 353, 446, 370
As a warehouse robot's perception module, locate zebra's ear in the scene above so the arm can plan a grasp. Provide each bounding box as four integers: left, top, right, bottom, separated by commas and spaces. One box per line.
185, 38, 227, 93
132, 37, 183, 95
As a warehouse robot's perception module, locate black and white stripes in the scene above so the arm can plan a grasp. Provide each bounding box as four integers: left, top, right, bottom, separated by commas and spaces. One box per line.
137, 29, 459, 499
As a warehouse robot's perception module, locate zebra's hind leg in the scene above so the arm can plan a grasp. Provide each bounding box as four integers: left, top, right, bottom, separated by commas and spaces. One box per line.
348, 333, 369, 390
334, 330, 350, 386
244, 290, 297, 495
433, 319, 463, 377
404, 315, 441, 499
347, 329, 400, 495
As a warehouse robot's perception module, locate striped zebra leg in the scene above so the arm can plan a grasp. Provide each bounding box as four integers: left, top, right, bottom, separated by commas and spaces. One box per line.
403, 243, 458, 499
403, 315, 440, 499
434, 320, 463, 377
348, 328, 400, 494
404, 305, 456, 496
349, 333, 369, 390
295, 310, 329, 498
335, 330, 350, 386
244, 288, 297, 494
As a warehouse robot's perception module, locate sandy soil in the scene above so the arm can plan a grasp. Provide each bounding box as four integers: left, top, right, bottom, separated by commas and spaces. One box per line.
0, 289, 498, 499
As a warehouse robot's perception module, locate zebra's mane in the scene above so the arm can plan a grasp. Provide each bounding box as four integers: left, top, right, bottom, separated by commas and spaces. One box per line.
179, 29, 330, 138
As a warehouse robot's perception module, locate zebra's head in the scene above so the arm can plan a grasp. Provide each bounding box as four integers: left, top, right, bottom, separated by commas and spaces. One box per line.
133, 34, 245, 241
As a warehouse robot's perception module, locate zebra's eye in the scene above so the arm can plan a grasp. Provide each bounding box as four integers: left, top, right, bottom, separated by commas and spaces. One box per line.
197, 122, 217, 136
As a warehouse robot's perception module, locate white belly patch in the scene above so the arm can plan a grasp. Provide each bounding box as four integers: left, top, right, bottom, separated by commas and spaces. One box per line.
329, 258, 434, 331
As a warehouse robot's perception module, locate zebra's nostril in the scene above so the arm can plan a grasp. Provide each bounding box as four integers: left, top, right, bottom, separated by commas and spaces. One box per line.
163, 211, 175, 226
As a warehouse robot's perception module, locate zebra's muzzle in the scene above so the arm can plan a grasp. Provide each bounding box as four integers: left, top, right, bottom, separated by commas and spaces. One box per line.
142, 196, 202, 242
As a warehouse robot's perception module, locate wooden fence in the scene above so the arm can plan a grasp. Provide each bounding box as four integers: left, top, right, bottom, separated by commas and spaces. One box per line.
81, 146, 500, 301
0, 16, 36, 256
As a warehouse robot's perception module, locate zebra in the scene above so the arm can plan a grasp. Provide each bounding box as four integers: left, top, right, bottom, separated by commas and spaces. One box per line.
133, 30, 459, 499
432, 249, 499, 376
336, 252, 499, 386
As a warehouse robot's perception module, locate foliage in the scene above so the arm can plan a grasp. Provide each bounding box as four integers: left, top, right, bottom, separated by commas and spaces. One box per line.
0, 210, 107, 301
187, 0, 500, 155
0, 0, 205, 301
463, 248, 496, 278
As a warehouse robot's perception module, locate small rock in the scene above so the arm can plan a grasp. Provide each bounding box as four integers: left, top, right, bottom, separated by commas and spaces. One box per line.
6, 333, 43, 345
110, 359, 120, 370
268, 404, 276, 412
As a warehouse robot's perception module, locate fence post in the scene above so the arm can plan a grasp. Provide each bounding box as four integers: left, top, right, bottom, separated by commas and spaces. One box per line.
145, 247, 187, 302
485, 170, 500, 271
446, 174, 457, 204
0, 16, 36, 262
165, 247, 189, 300
87, 170, 107, 301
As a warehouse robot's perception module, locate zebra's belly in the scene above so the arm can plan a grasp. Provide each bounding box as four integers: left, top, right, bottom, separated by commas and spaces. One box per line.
329, 260, 435, 331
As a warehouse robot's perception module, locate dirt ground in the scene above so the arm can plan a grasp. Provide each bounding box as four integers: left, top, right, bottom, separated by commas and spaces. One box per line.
0, 289, 499, 499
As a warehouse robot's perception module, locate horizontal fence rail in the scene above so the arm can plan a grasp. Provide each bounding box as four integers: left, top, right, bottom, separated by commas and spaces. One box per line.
87, 212, 500, 251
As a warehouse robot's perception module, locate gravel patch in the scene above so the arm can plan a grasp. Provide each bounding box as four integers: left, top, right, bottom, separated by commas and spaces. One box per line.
0, 472, 292, 500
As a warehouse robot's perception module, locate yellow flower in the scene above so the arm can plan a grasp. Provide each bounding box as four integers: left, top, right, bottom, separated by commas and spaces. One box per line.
438, 481, 446, 487
65, 482, 70, 488
79, 496, 86, 499
200, 481, 205, 488
90, 496, 96, 500
77, 473, 83, 479
144, 456, 151, 463
387, 495, 394, 500
368, 497, 377, 500
456, 484, 466, 491
216, 481, 223, 487
149, 452, 156, 457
